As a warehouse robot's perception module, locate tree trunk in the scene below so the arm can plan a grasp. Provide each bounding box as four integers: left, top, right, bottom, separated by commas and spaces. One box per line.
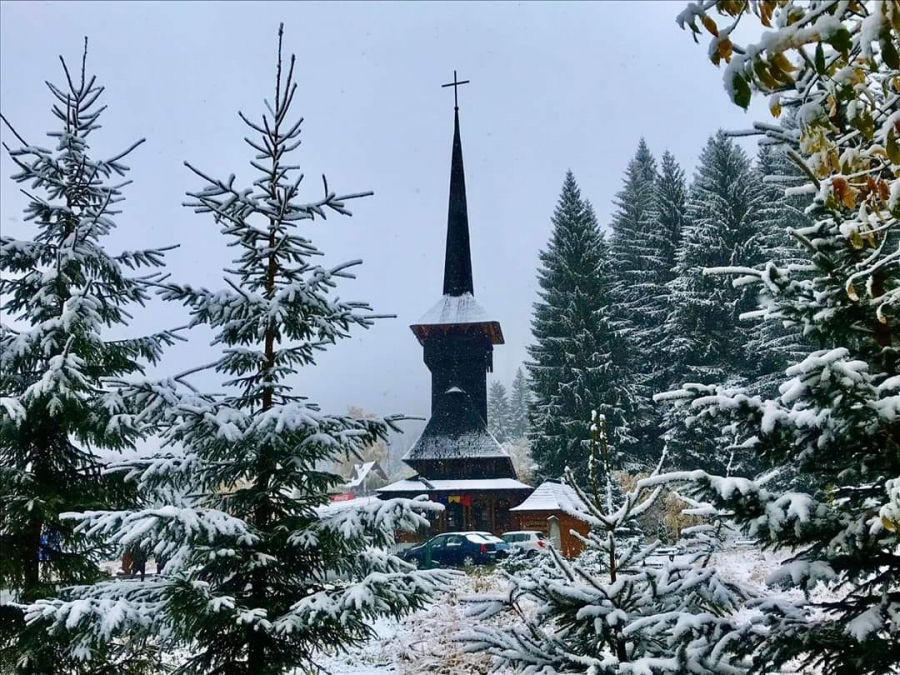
22, 515, 42, 600
607, 529, 628, 662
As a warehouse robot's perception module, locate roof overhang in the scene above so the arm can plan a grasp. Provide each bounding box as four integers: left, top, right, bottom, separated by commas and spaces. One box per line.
410, 293, 504, 345
509, 480, 588, 512
378, 477, 532, 494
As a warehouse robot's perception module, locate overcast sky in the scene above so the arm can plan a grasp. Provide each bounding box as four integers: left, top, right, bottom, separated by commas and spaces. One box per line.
0, 1, 764, 426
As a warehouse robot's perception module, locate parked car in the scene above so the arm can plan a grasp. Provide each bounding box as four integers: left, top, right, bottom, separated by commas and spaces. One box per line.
501, 530, 547, 556
469, 532, 512, 560
402, 532, 510, 568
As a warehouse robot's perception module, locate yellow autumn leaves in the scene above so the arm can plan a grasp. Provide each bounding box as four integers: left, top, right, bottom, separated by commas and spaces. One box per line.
681, 0, 899, 316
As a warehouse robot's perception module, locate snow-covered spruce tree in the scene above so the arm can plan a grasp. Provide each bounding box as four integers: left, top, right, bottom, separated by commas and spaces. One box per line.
528, 172, 637, 482
461, 414, 750, 674
612, 147, 688, 470
661, 132, 765, 476
0, 42, 176, 673
658, 2, 900, 673
608, 138, 659, 353
23, 26, 452, 674
509, 366, 531, 440
487, 380, 513, 443
744, 139, 815, 394
643, 150, 687, 396
664, 132, 764, 387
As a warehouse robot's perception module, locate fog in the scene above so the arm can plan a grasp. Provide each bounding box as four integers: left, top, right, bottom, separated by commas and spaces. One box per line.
0, 1, 764, 423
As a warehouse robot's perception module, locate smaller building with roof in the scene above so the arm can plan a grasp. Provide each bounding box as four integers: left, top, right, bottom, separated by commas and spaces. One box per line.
510, 480, 591, 557
344, 461, 389, 496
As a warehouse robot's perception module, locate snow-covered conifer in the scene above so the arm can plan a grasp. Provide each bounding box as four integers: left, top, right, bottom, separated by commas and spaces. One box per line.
660, 2, 900, 672
643, 150, 687, 394
487, 380, 513, 443
744, 139, 814, 394
608, 139, 659, 352
509, 367, 531, 440
611, 147, 688, 469
462, 415, 750, 674
22, 26, 452, 674
528, 172, 637, 482
664, 132, 763, 387
0, 41, 176, 673
661, 132, 765, 475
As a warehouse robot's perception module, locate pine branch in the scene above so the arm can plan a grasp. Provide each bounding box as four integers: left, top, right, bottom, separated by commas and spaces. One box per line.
0, 112, 29, 146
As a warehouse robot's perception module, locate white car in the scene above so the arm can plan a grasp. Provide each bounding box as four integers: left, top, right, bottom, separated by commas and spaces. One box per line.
501, 530, 547, 554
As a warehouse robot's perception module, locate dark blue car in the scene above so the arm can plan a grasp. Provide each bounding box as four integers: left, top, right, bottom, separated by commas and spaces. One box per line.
402, 531, 510, 568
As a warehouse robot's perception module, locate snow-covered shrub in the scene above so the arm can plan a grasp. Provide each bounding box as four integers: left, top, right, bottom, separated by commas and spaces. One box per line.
460, 415, 750, 673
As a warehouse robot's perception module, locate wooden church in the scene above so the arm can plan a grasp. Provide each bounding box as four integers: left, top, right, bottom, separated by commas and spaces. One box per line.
377, 76, 532, 536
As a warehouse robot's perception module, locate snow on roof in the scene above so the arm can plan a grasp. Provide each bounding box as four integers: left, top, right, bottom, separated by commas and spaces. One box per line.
403, 388, 509, 463
409, 293, 504, 345
406, 428, 510, 462
413, 293, 496, 326
345, 461, 387, 488
377, 477, 532, 493
510, 480, 588, 513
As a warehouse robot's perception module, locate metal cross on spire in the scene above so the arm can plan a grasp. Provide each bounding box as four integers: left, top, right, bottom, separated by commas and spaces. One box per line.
441, 70, 470, 110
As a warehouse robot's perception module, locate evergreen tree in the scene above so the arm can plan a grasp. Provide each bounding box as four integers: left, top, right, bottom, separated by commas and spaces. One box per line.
744, 139, 813, 394
528, 172, 637, 482
0, 42, 175, 672
643, 150, 687, 393
664, 3, 900, 673
609, 147, 687, 468
508, 367, 530, 439
464, 414, 749, 673
608, 139, 658, 351
665, 131, 763, 385
24, 27, 451, 674
487, 380, 513, 443
661, 132, 764, 475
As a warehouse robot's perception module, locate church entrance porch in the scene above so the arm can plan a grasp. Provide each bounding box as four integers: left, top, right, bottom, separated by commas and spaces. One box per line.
429, 490, 529, 537
377, 478, 532, 542
445, 500, 464, 531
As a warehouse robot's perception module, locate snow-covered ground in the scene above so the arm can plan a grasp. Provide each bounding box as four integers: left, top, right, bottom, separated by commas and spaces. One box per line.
310, 544, 811, 675
3, 545, 832, 674
312, 570, 499, 675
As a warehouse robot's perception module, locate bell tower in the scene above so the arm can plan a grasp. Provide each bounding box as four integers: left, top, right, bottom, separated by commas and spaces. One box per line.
410, 92, 503, 422
404, 77, 514, 480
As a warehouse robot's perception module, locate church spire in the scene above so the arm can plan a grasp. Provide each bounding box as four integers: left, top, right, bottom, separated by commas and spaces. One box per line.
410, 72, 504, 424
443, 108, 474, 296
439, 71, 474, 297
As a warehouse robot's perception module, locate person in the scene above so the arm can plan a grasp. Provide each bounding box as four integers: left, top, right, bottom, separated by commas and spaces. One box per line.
156, 551, 168, 576
38, 533, 49, 563
121, 548, 133, 576
130, 545, 147, 582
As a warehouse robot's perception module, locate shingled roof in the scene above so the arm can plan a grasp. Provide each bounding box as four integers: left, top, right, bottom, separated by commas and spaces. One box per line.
510, 480, 587, 514
404, 387, 507, 462
410, 293, 504, 345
